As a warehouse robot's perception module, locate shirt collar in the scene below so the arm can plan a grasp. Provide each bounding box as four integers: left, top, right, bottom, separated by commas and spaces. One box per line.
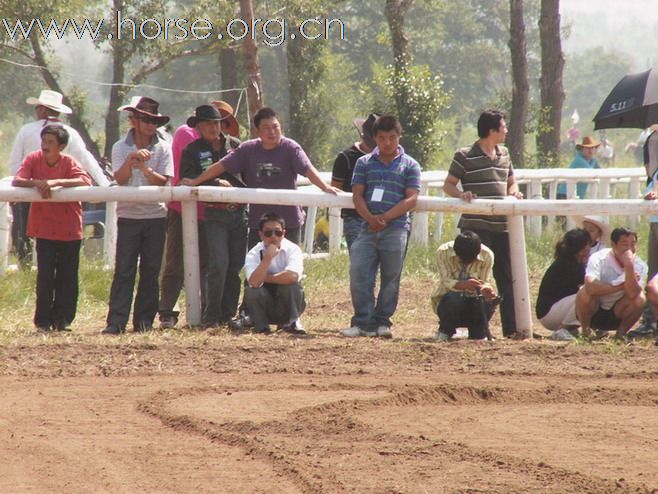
371, 144, 404, 162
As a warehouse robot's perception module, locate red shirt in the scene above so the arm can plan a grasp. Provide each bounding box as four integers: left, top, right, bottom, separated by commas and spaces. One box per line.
15, 151, 92, 241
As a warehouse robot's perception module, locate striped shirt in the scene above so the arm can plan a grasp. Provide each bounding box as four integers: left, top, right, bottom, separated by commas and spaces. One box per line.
351, 145, 421, 230
449, 141, 514, 233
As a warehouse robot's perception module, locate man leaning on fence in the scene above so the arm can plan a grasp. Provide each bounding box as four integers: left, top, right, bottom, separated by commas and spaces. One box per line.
443, 109, 523, 339
102, 97, 173, 335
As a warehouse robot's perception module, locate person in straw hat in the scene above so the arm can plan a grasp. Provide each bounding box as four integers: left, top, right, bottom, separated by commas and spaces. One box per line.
573, 215, 610, 255
102, 96, 173, 335
556, 136, 601, 200
157, 100, 240, 330
7, 89, 110, 267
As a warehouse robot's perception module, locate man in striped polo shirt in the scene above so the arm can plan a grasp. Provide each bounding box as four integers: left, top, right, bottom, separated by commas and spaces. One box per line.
443, 109, 524, 338
342, 115, 421, 338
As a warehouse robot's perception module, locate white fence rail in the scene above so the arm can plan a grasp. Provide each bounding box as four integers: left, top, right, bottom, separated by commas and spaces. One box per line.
2, 182, 658, 338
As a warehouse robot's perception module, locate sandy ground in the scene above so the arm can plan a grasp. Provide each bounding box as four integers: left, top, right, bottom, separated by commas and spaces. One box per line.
1, 323, 658, 494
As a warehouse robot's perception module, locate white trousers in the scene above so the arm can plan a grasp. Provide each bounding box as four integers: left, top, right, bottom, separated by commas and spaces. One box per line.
539, 294, 579, 331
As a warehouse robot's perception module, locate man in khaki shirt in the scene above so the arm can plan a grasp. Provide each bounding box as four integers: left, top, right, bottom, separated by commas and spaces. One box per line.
431, 231, 499, 341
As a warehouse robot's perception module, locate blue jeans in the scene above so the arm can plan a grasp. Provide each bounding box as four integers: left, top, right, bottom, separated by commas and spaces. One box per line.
342, 215, 363, 252
349, 226, 408, 329
107, 217, 166, 330
204, 207, 248, 324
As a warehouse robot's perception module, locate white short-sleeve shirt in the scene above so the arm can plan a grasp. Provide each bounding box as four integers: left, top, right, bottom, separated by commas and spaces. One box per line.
585, 248, 648, 309
244, 238, 303, 288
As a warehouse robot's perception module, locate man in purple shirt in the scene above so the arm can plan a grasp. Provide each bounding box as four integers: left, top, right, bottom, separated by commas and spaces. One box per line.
181, 107, 338, 247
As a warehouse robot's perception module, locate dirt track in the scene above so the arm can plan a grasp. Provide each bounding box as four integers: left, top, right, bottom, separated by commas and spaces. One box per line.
1, 331, 657, 493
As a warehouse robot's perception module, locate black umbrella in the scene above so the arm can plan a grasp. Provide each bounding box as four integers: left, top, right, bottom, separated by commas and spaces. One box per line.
593, 67, 658, 130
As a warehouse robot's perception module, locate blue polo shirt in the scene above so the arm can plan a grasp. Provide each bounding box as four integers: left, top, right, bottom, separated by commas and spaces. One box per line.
351, 145, 421, 230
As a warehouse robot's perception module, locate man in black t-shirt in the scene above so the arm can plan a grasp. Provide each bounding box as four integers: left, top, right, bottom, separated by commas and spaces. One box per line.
331, 113, 379, 250
180, 105, 243, 327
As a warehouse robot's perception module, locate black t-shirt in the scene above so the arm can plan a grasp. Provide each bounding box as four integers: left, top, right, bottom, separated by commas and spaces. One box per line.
331, 144, 366, 218
180, 134, 242, 187
535, 257, 586, 319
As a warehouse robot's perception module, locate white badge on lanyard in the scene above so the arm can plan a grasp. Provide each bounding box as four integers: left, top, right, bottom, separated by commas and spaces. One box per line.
371, 186, 385, 202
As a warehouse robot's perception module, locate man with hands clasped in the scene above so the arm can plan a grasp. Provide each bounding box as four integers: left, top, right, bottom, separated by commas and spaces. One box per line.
575, 227, 647, 339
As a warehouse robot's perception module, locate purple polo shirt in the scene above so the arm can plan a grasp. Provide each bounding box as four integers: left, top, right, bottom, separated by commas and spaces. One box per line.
220, 136, 311, 229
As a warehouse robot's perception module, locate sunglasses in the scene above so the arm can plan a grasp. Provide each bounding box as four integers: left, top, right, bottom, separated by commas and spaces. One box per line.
134, 115, 160, 125
262, 229, 284, 238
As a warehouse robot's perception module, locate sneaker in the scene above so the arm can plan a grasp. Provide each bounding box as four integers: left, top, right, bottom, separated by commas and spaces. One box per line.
435, 331, 451, 342
252, 326, 271, 335
229, 314, 253, 331
36, 325, 52, 333
55, 323, 72, 332
101, 325, 122, 335
626, 322, 656, 339
279, 320, 307, 335
341, 326, 376, 337
159, 315, 177, 330
549, 328, 576, 341
375, 325, 392, 339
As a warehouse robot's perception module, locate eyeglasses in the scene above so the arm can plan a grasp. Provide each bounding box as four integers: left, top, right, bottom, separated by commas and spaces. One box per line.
262, 229, 284, 238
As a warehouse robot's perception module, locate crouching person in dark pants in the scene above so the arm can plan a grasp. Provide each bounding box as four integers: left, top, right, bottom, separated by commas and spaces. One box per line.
243, 212, 306, 335
431, 231, 499, 341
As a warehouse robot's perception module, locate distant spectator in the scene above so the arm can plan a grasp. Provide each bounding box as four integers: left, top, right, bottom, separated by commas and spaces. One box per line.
557, 136, 601, 199
575, 227, 647, 339
102, 97, 173, 335
536, 228, 591, 341
597, 137, 614, 166
12, 125, 92, 332
431, 231, 498, 342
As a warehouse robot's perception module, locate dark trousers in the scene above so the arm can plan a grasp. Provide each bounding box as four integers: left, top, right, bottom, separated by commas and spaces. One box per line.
437, 291, 495, 340
34, 238, 81, 328
11, 202, 32, 266
158, 210, 209, 319
470, 229, 516, 336
204, 208, 248, 324
244, 283, 306, 330
107, 217, 166, 330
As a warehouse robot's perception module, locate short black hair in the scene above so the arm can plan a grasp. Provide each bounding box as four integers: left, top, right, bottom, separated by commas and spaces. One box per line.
477, 109, 506, 138
555, 228, 591, 261
372, 115, 402, 136
254, 107, 278, 129
40, 124, 69, 146
259, 211, 286, 231
611, 226, 637, 244
453, 231, 482, 264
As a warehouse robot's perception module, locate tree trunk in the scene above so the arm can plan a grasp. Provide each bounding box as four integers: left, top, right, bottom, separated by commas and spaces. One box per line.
507, 0, 529, 167
384, 0, 414, 114
219, 46, 239, 108
239, 0, 264, 137
30, 38, 101, 160
537, 0, 565, 166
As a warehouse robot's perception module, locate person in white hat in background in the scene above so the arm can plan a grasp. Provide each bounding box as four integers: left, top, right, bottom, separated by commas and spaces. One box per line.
7, 89, 110, 267
573, 215, 610, 255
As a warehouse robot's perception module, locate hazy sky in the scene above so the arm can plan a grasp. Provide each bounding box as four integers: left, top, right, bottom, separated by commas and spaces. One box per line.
561, 0, 658, 70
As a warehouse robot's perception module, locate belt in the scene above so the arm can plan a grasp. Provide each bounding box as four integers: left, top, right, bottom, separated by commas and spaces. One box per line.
205, 203, 245, 211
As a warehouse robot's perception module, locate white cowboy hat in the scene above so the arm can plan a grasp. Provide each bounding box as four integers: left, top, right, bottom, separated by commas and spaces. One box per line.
573, 215, 611, 245
26, 90, 72, 114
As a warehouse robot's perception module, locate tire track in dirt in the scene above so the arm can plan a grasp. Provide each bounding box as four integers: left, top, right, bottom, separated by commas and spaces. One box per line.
138, 382, 655, 493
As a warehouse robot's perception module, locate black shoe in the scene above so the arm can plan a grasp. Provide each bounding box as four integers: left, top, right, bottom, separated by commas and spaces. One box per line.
279, 320, 307, 335
101, 325, 123, 335
252, 326, 271, 334
54, 321, 72, 332
36, 325, 52, 333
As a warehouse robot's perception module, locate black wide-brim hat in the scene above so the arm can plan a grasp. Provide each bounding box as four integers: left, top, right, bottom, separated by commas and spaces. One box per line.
117, 96, 170, 126
187, 104, 224, 128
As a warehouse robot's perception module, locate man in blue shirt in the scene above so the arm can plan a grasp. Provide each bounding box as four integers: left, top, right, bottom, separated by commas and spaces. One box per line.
342, 115, 421, 338
557, 136, 601, 199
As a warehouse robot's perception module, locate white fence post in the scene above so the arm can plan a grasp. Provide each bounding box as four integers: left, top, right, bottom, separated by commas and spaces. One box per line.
508, 210, 533, 338
528, 180, 542, 239
181, 200, 202, 327
304, 206, 318, 256
328, 207, 342, 254
410, 184, 429, 245
104, 202, 117, 268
